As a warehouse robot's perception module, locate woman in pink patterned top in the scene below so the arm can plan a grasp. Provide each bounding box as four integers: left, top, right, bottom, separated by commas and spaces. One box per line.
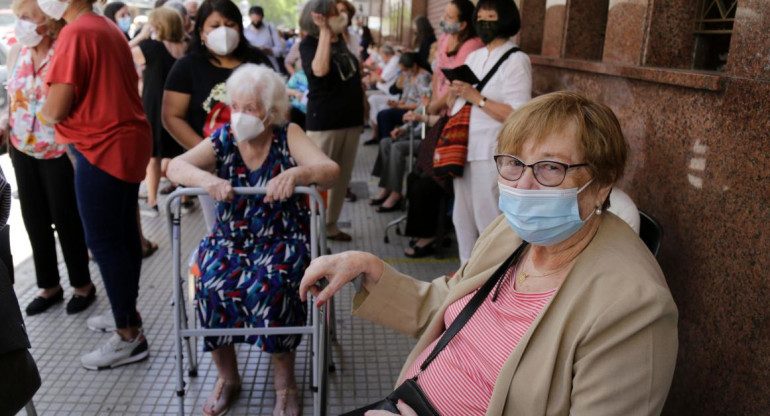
428, 0, 484, 116
0, 0, 94, 316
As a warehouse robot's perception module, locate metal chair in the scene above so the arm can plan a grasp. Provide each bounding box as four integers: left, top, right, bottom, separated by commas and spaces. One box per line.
639, 210, 663, 258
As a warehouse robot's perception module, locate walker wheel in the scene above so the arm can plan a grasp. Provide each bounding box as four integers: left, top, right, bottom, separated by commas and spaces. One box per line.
188, 369, 198, 377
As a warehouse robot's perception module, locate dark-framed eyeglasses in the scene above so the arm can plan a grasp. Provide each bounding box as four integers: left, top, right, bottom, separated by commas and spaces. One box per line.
493, 154, 588, 187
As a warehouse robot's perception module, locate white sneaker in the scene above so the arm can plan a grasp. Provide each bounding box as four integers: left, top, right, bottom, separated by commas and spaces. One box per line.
87, 312, 116, 332
140, 203, 160, 218
81, 331, 149, 370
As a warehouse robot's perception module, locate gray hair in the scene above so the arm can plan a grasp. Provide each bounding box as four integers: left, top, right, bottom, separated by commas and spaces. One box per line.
299, 0, 336, 38
380, 43, 395, 56
226, 64, 289, 125
164, 1, 187, 18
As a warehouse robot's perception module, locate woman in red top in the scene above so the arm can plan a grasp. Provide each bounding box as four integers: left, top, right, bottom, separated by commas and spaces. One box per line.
39, 0, 152, 370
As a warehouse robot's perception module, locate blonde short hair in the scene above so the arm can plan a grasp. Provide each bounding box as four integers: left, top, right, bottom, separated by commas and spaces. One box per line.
11, 0, 65, 39
226, 64, 289, 125
149, 6, 185, 42
497, 91, 628, 187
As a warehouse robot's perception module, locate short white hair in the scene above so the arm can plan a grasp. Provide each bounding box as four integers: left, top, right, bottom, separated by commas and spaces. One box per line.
226, 64, 289, 125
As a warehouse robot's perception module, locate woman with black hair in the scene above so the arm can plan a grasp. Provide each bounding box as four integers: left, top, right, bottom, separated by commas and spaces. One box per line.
360, 25, 373, 61
369, 51, 431, 212
428, 0, 483, 115
447, 0, 532, 264
103, 1, 131, 40
298, 0, 363, 242
412, 15, 436, 71
162, 0, 269, 230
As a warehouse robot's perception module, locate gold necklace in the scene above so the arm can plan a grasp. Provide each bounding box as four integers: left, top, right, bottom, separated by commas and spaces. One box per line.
515, 256, 575, 287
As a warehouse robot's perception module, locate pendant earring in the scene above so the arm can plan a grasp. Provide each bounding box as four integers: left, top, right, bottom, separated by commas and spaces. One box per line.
595, 206, 603, 216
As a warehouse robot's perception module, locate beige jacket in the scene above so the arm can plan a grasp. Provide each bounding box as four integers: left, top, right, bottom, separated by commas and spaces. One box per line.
352, 214, 678, 416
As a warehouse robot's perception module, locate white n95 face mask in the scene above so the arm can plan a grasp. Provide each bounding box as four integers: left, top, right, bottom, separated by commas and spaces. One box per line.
37, 0, 69, 20
15, 19, 44, 47
230, 112, 269, 143
206, 26, 240, 56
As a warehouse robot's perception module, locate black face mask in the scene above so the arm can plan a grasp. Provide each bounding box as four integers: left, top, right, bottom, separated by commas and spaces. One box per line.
475, 20, 500, 45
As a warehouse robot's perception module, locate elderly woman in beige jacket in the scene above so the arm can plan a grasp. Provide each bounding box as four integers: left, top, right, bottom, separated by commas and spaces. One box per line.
301, 91, 678, 416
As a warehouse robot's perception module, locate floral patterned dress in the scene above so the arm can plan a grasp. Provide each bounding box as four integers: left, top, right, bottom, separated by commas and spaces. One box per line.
7, 44, 65, 159
195, 123, 310, 353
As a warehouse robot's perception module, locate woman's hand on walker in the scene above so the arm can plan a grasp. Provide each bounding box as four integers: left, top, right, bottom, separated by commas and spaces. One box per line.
205, 177, 234, 202
299, 251, 383, 307
265, 169, 297, 203
365, 400, 418, 416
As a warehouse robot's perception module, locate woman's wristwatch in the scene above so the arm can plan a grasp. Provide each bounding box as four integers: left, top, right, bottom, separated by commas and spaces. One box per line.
477, 97, 487, 108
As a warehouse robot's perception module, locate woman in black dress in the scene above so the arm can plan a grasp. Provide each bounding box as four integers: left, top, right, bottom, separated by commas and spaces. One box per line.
162, 0, 268, 230
131, 6, 187, 215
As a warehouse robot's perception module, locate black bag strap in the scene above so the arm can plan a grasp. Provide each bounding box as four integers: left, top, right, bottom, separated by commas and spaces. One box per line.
477, 46, 520, 92
414, 241, 529, 378
461, 46, 520, 107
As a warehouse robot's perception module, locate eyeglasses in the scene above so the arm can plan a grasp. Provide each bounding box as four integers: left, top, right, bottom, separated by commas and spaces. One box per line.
493, 154, 588, 187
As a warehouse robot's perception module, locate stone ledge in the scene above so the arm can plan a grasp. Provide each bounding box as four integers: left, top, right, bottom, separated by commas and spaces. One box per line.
530, 55, 726, 91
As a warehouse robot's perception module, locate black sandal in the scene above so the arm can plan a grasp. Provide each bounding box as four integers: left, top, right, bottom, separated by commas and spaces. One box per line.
369, 195, 389, 206
376, 199, 403, 213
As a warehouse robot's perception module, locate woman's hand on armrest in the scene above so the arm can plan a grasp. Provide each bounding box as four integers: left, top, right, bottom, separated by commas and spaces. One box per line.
299, 251, 384, 306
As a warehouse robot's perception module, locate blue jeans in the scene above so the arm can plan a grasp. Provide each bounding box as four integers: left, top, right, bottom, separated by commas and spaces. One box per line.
72, 148, 142, 329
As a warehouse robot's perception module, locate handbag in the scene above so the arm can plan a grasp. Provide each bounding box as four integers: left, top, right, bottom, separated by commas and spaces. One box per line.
433, 47, 521, 179
414, 115, 451, 192
341, 242, 530, 416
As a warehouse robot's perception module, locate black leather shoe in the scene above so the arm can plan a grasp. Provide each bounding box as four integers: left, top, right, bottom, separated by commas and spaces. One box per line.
66, 285, 96, 315
375, 200, 403, 213
26, 288, 64, 316
363, 138, 379, 146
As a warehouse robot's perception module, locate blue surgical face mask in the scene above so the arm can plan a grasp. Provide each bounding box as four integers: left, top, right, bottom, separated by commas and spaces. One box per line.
498, 180, 595, 246
118, 16, 132, 33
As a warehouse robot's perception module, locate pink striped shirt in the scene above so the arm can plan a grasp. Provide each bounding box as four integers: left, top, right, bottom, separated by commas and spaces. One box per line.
403, 266, 556, 415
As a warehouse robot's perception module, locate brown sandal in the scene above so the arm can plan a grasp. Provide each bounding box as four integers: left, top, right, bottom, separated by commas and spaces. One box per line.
274, 388, 300, 416
203, 377, 241, 416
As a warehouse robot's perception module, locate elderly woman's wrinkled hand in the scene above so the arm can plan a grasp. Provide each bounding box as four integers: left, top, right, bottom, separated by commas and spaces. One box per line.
364, 400, 418, 416
265, 169, 297, 203
205, 177, 234, 202
299, 251, 383, 307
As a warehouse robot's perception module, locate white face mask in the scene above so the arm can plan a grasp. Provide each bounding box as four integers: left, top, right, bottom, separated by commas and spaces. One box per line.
328, 14, 347, 34
15, 19, 44, 47
205, 26, 239, 56
37, 0, 69, 20
230, 112, 269, 143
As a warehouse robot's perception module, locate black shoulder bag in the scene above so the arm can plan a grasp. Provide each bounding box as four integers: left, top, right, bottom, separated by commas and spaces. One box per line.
342, 242, 529, 416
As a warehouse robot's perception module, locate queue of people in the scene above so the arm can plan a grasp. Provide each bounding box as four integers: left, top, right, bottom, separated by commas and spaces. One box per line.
0, 0, 678, 415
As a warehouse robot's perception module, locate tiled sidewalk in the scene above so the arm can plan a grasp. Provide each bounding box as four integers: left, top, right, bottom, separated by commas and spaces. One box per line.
12, 133, 461, 416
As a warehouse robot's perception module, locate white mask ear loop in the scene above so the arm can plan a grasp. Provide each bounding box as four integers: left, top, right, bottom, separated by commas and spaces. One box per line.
577, 179, 596, 222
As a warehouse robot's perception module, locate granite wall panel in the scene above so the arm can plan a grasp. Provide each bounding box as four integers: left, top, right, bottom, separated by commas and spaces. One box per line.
531, 65, 770, 415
